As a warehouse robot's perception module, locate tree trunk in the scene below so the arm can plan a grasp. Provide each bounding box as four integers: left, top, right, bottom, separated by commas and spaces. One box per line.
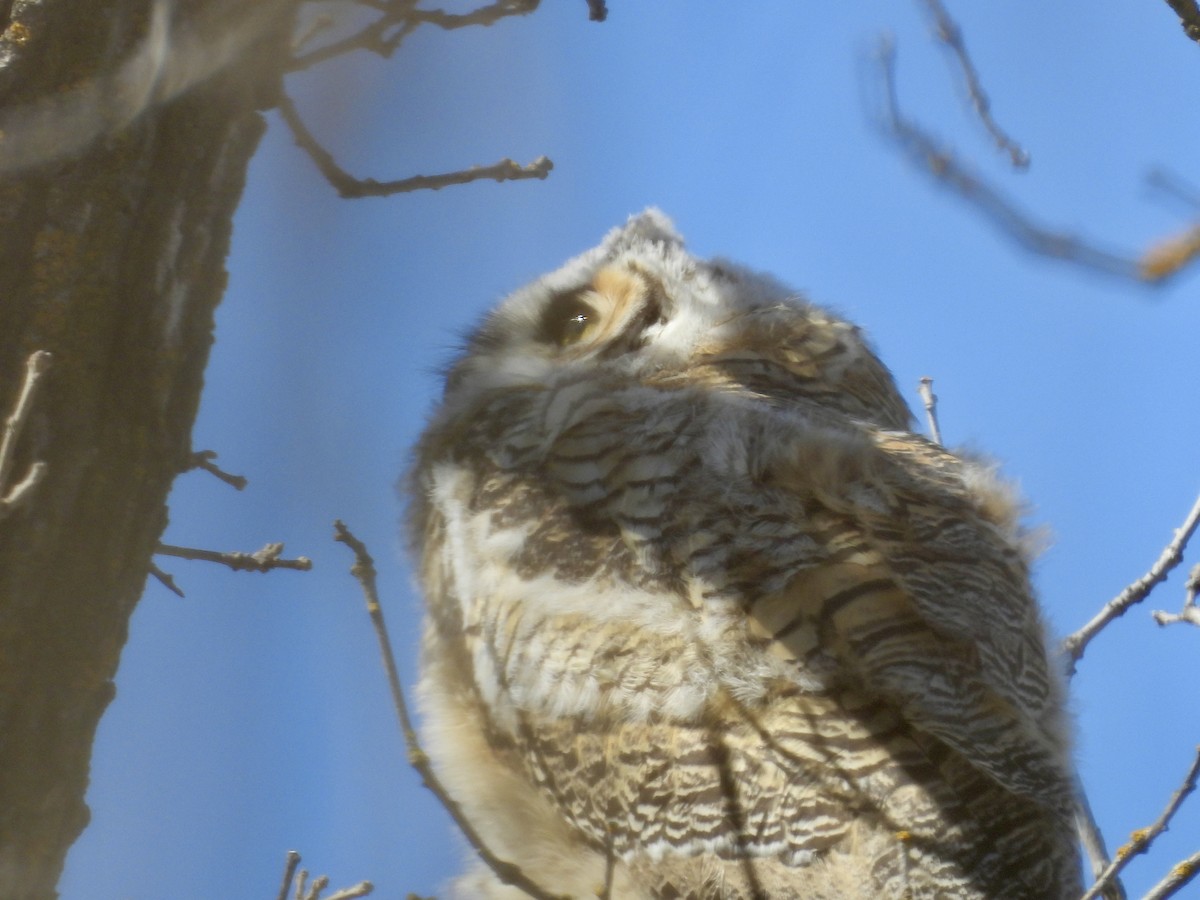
0, 3, 293, 896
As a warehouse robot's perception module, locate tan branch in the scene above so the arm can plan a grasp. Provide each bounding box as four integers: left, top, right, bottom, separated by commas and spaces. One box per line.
156, 541, 312, 573
1061, 488, 1200, 675
277, 93, 552, 198
919, 0, 1029, 168
1082, 747, 1200, 899
333, 520, 567, 900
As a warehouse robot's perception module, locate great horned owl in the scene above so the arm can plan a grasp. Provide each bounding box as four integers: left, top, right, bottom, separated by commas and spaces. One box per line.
408, 210, 1080, 899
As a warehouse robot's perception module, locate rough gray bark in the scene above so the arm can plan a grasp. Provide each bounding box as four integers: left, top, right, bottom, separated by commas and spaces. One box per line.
0, 2, 294, 896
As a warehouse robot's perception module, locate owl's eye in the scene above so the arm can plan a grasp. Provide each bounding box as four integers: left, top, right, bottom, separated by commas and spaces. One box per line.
539, 293, 598, 347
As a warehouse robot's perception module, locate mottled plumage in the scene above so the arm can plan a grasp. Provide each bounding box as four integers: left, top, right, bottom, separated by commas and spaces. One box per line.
409, 211, 1080, 898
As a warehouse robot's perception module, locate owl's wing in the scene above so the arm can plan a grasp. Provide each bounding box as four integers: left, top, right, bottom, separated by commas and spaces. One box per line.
731, 423, 1073, 814
531, 386, 1071, 808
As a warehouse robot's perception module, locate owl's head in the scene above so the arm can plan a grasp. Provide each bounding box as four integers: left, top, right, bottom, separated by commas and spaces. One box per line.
443, 209, 911, 430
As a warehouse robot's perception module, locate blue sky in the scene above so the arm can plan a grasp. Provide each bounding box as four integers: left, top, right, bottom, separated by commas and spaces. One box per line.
61, 3, 1200, 897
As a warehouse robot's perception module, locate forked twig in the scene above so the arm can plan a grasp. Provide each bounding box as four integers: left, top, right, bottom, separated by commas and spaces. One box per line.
1152, 562, 1200, 628
1061, 489, 1200, 675
333, 520, 567, 900
275, 850, 373, 900
277, 93, 552, 199
875, 37, 1200, 286
919, 0, 1029, 168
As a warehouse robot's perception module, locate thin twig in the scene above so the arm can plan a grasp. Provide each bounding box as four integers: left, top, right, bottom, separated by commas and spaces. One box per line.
277, 93, 553, 198
1084, 748, 1195, 900
1152, 562, 1200, 628
1162, 0, 1200, 45
1147, 168, 1200, 213
187, 450, 248, 490
1061, 488, 1200, 675
156, 542, 312, 573
304, 875, 330, 900
919, 0, 1029, 168
875, 38, 1197, 286
1081, 747, 1200, 900
148, 561, 185, 598
1076, 775, 1128, 900
277, 851, 302, 900
917, 377, 942, 445
1141, 848, 1200, 900
333, 520, 567, 900
0, 350, 52, 520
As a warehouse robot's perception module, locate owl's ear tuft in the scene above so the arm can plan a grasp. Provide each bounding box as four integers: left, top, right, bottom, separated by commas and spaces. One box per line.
602, 208, 683, 254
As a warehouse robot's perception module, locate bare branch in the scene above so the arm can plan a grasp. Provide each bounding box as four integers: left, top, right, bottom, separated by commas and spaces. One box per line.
1162, 0, 1200, 45
0, 350, 52, 521
1141, 848, 1200, 900
156, 541, 312, 573
409, 1, 540, 32
1061, 488, 1200, 675
1076, 776, 1128, 900
918, 0, 1029, 168
186, 450, 248, 490
276, 851, 373, 900
304, 875, 329, 900
288, 0, 545, 71
148, 561, 186, 598
1083, 747, 1200, 900
917, 376, 942, 445
1084, 748, 1195, 900
1147, 168, 1200, 213
875, 38, 1199, 286
276, 850, 302, 900
1152, 562, 1200, 628
333, 520, 567, 900
277, 93, 553, 198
